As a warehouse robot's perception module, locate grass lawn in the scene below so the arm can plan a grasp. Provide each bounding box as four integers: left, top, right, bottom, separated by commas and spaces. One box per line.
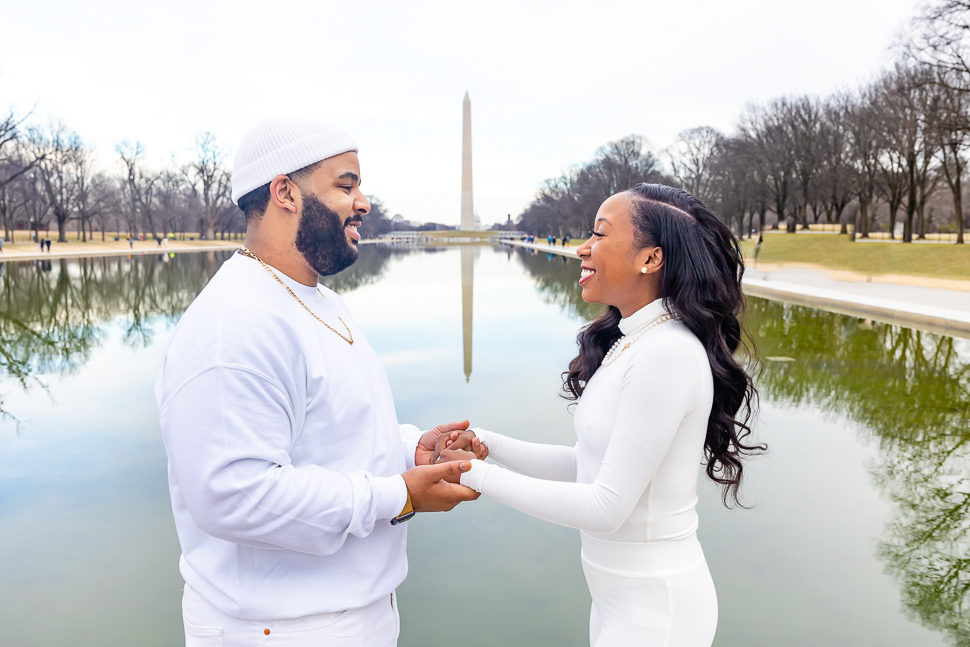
739, 234, 970, 280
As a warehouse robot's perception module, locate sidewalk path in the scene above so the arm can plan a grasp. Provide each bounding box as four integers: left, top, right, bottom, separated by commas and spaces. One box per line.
497, 239, 970, 338
0, 240, 242, 262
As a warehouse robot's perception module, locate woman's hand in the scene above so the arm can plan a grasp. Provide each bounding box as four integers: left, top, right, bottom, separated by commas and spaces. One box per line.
434, 430, 488, 463
415, 420, 469, 466
435, 448, 478, 464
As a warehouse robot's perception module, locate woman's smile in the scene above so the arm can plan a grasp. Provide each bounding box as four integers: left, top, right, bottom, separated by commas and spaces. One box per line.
579, 266, 596, 285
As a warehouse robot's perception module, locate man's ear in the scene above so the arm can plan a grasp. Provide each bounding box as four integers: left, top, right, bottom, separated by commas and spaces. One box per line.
269, 176, 300, 214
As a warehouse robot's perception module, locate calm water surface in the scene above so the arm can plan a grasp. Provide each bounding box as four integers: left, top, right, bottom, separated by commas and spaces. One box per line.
0, 245, 966, 646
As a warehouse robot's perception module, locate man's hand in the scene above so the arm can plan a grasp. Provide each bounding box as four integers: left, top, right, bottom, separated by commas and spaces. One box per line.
401, 461, 479, 512
415, 420, 469, 467
434, 429, 488, 463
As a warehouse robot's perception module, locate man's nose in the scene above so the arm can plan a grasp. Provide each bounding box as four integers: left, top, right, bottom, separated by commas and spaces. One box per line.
355, 193, 370, 215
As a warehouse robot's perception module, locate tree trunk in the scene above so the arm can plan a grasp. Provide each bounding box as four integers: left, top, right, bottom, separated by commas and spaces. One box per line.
953, 175, 964, 245
904, 197, 915, 244
56, 211, 68, 243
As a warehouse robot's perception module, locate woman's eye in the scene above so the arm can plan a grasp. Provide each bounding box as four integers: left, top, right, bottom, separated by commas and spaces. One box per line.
590, 230, 604, 238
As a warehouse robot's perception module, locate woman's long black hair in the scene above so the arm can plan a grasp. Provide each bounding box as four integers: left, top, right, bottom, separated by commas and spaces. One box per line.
563, 183, 764, 507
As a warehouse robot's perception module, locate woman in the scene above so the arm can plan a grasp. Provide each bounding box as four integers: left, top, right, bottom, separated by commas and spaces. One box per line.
440, 184, 762, 646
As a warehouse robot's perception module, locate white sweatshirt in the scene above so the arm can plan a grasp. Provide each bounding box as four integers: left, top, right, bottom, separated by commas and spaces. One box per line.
461, 299, 713, 543
154, 252, 421, 620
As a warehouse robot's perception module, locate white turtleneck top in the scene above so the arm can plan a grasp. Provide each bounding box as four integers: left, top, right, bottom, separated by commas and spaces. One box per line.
460, 299, 714, 543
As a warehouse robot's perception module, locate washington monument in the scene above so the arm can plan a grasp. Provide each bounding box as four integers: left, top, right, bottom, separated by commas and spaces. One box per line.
461, 91, 474, 231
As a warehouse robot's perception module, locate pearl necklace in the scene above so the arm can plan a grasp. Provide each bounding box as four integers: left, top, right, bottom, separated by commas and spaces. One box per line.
601, 313, 677, 366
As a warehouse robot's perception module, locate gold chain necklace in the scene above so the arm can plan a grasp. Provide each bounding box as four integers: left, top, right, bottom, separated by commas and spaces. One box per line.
239, 246, 354, 346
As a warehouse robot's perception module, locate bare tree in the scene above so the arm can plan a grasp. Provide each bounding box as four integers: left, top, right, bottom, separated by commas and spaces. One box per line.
518, 135, 671, 236
184, 132, 232, 240
0, 110, 46, 191
788, 96, 824, 230
34, 122, 82, 243
819, 95, 856, 233
70, 145, 98, 242
932, 70, 970, 243
667, 126, 722, 205
117, 141, 161, 238
876, 65, 942, 242
846, 88, 883, 241
903, 1, 970, 87
739, 100, 796, 232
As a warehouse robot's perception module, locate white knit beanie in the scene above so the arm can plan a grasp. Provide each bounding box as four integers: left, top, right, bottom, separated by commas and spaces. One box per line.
231, 117, 358, 204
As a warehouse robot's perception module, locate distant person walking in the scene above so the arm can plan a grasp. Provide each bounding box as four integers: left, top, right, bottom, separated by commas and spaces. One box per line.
562, 234, 570, 247
39, 238, 44, 253
0, 236, 5, 253
44, 237, 51, 253
128, 236, 134, 250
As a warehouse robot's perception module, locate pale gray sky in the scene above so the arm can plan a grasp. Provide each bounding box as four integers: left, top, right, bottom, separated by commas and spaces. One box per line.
2, 0, 920, 226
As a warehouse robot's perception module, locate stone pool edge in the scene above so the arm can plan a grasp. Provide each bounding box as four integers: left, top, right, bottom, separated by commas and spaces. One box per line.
495, 239, 970, 340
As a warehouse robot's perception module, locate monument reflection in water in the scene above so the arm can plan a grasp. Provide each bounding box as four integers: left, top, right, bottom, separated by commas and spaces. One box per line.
0, 245, 967, 646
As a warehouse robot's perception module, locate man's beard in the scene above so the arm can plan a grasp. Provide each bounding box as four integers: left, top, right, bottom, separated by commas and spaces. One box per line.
295, 191, 360, 277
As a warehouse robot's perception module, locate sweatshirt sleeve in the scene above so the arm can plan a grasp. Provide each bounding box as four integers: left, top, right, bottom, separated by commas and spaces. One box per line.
159, 364, 406, 556
472, 427, 577, 482
461, 342, 702, 533
400, 424, 423, 470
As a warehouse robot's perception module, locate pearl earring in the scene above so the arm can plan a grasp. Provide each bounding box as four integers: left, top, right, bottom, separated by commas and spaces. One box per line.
640, 267, 648, 274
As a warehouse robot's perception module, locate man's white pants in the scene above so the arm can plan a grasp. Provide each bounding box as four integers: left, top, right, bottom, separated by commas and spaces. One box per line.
182, 584, 400, 646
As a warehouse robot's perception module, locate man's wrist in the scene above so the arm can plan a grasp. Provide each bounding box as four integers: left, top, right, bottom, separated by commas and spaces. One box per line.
399, 487, 414, 517
391, 480, 415, 525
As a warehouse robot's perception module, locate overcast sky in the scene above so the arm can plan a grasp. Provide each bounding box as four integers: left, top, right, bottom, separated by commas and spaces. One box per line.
2, 0, 921, 226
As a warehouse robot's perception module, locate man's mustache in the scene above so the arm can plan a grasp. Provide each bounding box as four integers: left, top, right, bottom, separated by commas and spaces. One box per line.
344, 216, 363, 226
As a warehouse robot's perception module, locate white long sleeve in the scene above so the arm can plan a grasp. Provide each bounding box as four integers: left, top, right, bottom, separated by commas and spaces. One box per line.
473, 427, 577, 482
160, 365, 408, 556
155, 253, 417, 619
462, 309, 712, 540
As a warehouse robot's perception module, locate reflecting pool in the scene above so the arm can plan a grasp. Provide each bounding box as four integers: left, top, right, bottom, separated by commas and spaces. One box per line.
0, 245, 966, 646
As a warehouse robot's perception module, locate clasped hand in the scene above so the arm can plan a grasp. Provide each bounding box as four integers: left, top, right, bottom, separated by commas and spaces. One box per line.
401, 420, 489, 514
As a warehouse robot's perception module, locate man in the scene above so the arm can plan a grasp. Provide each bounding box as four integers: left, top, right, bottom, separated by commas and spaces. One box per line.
155, 117, 480, 646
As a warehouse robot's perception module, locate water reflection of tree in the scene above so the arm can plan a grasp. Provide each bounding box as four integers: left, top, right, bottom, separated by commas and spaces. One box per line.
0, 246, 400, 420
318, 244, 400, 293
0, 252, 232, 418
512, 248, 602, 321
747, 298, 970, 645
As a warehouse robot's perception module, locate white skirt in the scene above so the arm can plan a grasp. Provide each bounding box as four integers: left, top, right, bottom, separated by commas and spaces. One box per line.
581, 533, 718, 647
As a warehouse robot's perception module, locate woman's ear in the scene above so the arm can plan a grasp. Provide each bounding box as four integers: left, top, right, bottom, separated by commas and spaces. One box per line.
639, 246, 663, 275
